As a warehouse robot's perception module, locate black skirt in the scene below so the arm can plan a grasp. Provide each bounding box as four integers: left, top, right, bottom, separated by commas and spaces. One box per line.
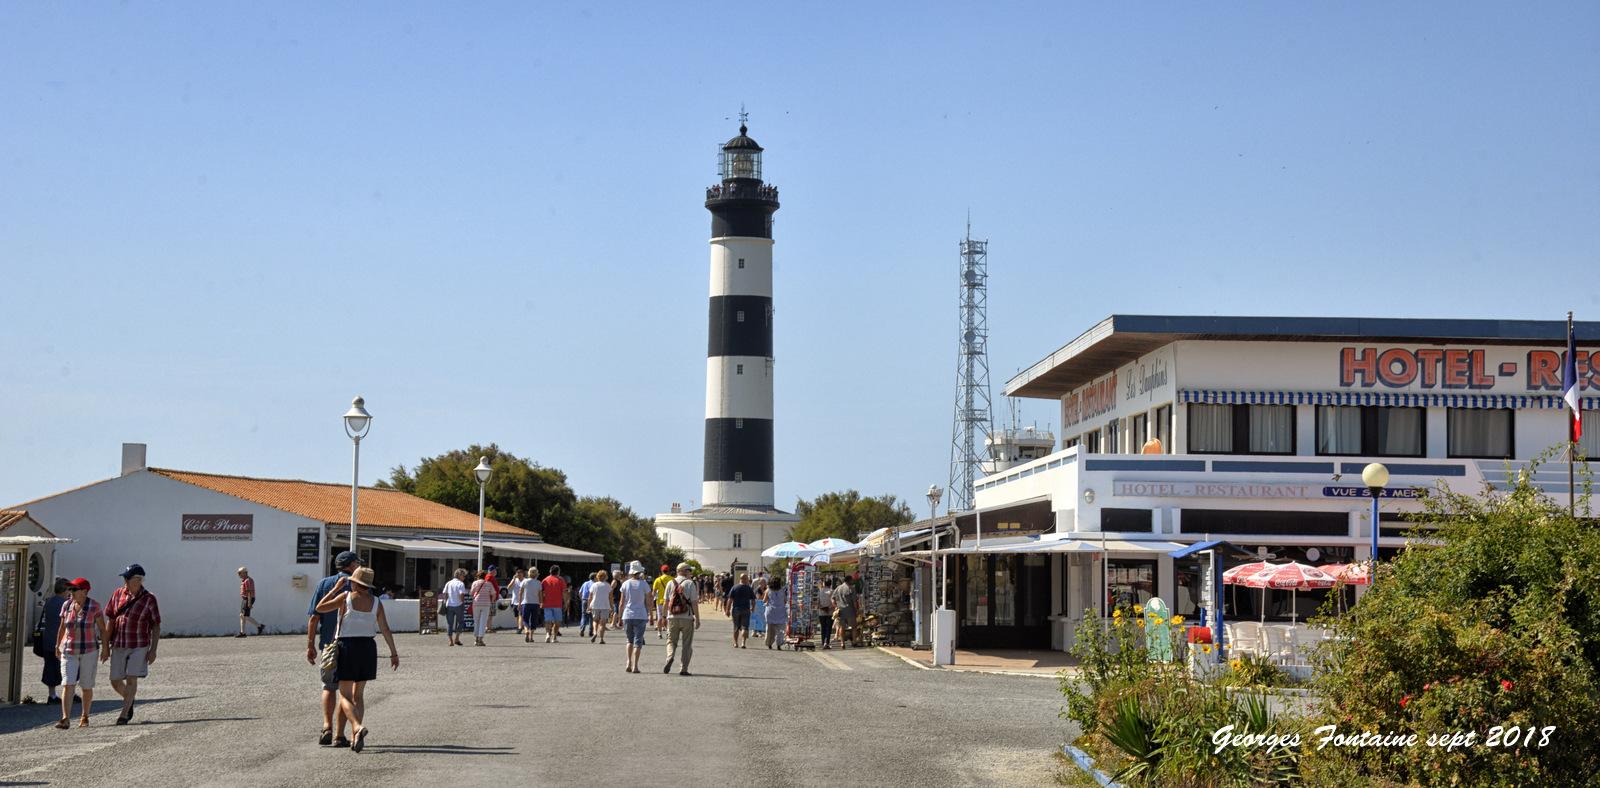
335, 636, 378, 682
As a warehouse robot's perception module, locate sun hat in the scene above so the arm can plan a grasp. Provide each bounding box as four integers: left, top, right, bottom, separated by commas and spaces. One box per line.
70, 577, 91, 591
676, 562, 693, 573
119, 563, 145, 578
628, 561, 644, 575
350, 567, 376, 588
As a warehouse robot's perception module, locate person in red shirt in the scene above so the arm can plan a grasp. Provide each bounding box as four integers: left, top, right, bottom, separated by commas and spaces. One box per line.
105, 563, 161, 725
237, 567, 263, 637
539, 565, 567, 643
54, 577, 107, 728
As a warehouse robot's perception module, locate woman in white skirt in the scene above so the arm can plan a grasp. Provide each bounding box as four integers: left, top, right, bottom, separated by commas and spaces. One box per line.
587, 569, 612, 644
315, 567, 400, 753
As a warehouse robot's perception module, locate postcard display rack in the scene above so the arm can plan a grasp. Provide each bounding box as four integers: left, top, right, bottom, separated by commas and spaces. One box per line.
785, 561, 818, 650
862, 556, 912, 646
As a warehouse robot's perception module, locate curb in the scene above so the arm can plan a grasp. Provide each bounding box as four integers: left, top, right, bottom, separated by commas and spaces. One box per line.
1062, 744, 1124, 787
874, 647, 1073, 679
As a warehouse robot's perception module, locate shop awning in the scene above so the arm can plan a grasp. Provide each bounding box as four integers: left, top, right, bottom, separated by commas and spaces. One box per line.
906, 536, 1185, 556
348, 536, 478, 559
470, 539, 604, 562
1179, 389, 1597, 410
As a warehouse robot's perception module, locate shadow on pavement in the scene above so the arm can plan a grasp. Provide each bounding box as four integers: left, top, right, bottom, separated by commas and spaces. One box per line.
0, 696, 193, 735
680, 673, 782, 681
365, 744, 517, 756
142, 716, 261, 725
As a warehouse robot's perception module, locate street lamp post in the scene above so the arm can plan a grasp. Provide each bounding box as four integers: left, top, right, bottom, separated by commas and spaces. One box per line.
926, 484, 943, 605
1362, 462, 1389, 570
342, 396, 372, 557
474, 457, 493, 572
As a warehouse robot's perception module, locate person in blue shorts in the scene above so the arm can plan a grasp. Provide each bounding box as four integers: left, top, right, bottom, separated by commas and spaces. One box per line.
539, 565, 567, 643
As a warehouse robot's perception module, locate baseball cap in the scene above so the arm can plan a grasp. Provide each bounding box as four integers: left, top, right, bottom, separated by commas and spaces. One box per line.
660, 564, 670, 573
676, 562, 692, 573
119, 563, 146, 578
70, 577, 91, 591
334, 550, 360, 568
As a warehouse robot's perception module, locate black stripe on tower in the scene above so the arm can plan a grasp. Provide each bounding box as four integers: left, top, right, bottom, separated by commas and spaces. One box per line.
708, 195, 776, 239
703, 418, 774, 483
707, 295, 773, 358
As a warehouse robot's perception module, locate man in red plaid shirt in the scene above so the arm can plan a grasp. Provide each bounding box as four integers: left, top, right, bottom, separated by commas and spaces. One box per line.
105, 563, 161, 725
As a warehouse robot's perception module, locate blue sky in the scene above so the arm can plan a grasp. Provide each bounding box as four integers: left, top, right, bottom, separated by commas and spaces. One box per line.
2, 3, 1596, 520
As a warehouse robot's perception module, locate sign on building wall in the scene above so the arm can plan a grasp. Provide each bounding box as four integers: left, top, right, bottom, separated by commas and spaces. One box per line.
296, 527, 321, 563
181, 514, 253, 540
1177, 341, 1597, 396
1062, 346, 1176, 429
1113, 480, 1426, 500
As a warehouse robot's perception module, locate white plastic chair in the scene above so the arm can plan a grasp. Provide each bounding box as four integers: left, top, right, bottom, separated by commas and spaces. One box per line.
1228, 622, 1260, 658
1262, 626, 1295, 665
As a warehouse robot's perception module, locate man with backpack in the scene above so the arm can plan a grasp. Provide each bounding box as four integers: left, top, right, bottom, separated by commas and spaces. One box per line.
662, 562, 700, 676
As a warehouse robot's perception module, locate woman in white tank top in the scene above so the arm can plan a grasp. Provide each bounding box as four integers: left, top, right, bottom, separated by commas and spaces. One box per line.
315, 566, 400, 753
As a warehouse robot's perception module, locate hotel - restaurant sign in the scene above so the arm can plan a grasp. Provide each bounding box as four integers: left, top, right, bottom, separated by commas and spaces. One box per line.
1114, 481, 1423, 500
182, 514, 254, 540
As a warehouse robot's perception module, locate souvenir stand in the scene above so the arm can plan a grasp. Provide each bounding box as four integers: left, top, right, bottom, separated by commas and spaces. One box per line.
785, 560, 818, 650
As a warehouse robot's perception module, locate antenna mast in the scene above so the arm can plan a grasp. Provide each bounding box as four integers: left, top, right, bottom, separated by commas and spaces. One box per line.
948, 221, 993, 513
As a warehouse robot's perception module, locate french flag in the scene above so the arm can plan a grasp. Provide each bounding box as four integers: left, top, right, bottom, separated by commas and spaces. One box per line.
1564, 322, 1582, 443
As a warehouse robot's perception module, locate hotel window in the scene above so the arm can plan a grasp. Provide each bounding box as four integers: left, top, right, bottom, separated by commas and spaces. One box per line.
1583, 410, 1600, 459
1447, 408, 1513, 459
1187, 404, 1295, 455
1105, 420, 1121, 454
732, 533, 743, 548
736, 364, 744, 374
1315, 406, 1424, 457
1083, 429, 1101, 453
1154, 405, 1172, 452
1130, 413, 1149, 451
1063, 436, 1080, 450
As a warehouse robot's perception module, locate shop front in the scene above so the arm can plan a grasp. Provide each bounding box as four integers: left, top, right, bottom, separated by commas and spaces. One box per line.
951, 551, 1052, 649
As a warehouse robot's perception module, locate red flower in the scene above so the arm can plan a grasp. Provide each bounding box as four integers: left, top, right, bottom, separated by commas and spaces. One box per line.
1423, 683, 1431, 691
1500, 679, 1513, 692
1400, 694, 1412, 708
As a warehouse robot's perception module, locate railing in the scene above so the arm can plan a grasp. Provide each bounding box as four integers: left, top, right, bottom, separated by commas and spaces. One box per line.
706, 183, 779, 202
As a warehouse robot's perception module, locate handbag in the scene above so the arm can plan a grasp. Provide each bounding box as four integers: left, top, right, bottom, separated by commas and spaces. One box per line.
30, 621, 48, 658
318, 598, 346, 671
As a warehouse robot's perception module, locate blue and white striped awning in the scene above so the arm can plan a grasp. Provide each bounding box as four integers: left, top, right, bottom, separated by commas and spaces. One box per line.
1179, 389, 1599, 410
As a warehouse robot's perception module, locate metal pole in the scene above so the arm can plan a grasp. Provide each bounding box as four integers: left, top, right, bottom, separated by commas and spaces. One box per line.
1570, 311, 1577, 519
1369, 488, 1381, 567
349, 436, 361, 554
477, 480, 486, 573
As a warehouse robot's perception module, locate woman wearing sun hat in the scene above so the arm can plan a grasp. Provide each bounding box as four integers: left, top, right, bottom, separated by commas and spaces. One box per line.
315, 566, 400, 753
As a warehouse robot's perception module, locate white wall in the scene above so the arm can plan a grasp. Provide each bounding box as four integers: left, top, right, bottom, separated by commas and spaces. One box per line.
21, 471, 332, 636
654, 514, 796, 571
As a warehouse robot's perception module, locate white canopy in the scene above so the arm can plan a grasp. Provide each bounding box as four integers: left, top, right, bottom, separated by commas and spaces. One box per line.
471, 539, 604, 563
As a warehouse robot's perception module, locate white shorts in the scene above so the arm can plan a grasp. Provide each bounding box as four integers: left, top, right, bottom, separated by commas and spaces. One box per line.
109, 647, 150, 680
64, 653, 100, 689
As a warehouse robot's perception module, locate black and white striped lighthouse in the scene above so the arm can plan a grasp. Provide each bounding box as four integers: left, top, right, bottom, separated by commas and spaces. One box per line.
701, 123, 780, 508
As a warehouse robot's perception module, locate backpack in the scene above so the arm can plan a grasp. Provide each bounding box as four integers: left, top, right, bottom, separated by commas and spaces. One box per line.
668, 579, 692, 615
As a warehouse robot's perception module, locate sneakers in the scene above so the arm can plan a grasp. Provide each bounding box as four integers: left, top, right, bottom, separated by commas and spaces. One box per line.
257, 624, 266, 635
234, 633, 247, 638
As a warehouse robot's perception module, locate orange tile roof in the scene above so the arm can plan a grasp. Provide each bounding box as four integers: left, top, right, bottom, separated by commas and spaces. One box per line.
0, 510, 31, 531
149, 469, 533, 537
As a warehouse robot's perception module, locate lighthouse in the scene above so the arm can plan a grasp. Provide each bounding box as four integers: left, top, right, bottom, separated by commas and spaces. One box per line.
656, 120, 798, 571
703, 123, 779, 507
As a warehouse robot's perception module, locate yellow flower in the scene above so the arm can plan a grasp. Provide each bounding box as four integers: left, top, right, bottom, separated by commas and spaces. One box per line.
1113, 609, 1123, 618
1229, 658, 1243, 671
1201, 644, 1213, 654
1133, 605, 1144, 614
1170, 615, 1183, 625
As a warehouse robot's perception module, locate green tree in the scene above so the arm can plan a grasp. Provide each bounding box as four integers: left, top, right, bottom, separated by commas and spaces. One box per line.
380, 444, 681, 567
789, 490, 914, 544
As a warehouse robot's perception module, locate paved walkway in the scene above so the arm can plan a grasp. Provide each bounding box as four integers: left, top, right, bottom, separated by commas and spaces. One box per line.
878, 645, 1078, 677
1, 616, 1075, 786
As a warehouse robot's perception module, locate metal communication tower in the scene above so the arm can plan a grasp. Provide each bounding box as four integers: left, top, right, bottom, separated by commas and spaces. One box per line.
947, 222, 994, 513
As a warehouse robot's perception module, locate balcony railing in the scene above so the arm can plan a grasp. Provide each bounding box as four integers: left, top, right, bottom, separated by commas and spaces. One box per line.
706, 183, 779, 203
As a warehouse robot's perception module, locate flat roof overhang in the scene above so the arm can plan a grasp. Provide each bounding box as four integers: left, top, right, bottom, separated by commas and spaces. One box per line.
1005, 315, 1600, 400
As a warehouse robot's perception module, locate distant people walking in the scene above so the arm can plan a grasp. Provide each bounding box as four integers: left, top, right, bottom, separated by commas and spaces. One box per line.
540, 565, 567, 643
662, 563, 701, 676
314, 566, 400, 754
587, 569, 612, 643
818, 578, 836, 649
508, 569, 527, 635
237, 567, 263, 637
54, 577, 106, 729
36, 578, 70, 705
832, 577, 857, 649
618, 562, 655, 673
469, 570, 496, 646
718, 573, 734, 615
763, 577, 787, 650
578, 572, 596, 638
442, 569, 468, 647
482, 565, 499, 633
728, 573, 755, 648
309, 551, 361, 746
105, 564, 161, 725
652, 566, 672, 639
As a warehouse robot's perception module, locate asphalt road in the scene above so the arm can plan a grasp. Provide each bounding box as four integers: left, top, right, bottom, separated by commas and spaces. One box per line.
1, 616, 1076, 787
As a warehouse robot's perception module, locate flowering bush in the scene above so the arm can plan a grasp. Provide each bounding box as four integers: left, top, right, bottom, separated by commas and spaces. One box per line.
1307, 452, 1600, 784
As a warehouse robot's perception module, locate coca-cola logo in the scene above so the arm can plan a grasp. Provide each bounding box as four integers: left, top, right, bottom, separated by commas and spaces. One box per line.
181, 514, 254, 540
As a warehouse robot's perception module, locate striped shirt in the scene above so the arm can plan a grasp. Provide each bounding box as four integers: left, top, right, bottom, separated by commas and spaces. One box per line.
60, 597, 103, 655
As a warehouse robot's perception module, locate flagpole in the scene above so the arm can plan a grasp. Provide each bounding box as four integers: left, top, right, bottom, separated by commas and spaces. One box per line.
1570, 310, 1577, 519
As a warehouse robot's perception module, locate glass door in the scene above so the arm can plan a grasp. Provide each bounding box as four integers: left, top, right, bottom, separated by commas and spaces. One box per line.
0, 549, 19, 704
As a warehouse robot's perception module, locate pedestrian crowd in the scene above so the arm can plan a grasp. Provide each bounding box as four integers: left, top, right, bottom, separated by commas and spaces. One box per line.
33, 563, 162, 729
